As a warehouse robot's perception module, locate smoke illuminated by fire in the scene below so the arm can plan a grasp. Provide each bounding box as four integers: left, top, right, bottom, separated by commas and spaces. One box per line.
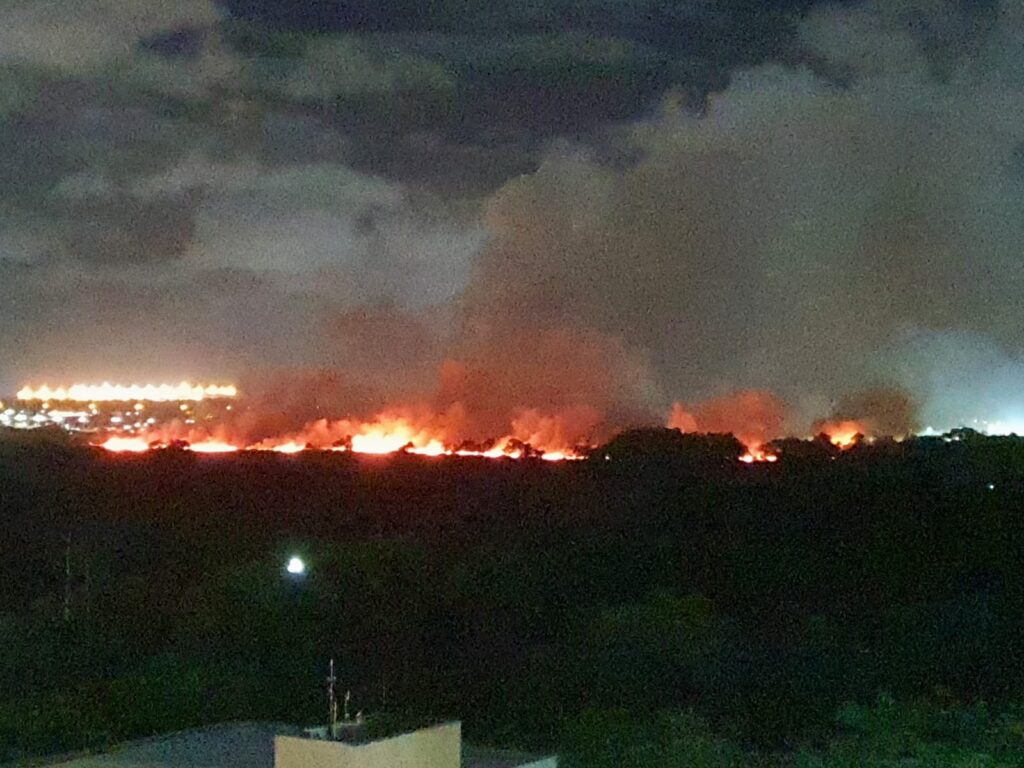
18, 382, 238, 403
810, 389, 918, 449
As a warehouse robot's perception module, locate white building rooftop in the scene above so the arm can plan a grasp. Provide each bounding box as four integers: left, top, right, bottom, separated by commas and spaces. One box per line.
8, 721, 556, 768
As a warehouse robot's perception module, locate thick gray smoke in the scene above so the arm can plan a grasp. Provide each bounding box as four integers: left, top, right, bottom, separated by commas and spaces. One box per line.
453, 0, 1024, 433
2, 0, 1023, 438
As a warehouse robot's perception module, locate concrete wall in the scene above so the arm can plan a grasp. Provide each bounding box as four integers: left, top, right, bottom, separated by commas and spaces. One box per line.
274, 722, 461, 768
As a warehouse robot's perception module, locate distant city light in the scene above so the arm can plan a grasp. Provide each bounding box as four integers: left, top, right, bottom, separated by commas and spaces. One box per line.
16, 382, 237, 403
286, 556, 306, 575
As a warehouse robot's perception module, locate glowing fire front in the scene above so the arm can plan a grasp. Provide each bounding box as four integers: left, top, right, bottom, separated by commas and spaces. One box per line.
18, 382, 237, 403
92, 410, 587, 461
85, 399, 771, 463
85, 417, 871, 464
38, 381, 879, 464
96, 435, 581, 461
242, 412, 583, 461
45, 385, 873, 464
95, 436, 239, 454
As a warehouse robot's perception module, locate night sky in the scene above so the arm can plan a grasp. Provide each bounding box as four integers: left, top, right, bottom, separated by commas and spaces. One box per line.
1, 0, 1021, 434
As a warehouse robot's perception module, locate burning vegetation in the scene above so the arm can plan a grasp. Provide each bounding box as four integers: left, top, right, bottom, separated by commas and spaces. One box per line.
669, 390, 788, 463
6, 380, 935, 463
812, 389, 920, 450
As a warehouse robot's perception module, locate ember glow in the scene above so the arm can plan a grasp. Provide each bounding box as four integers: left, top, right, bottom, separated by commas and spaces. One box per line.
18, 383, 237, 403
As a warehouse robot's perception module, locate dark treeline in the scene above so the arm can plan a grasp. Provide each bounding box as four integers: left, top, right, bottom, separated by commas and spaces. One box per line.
1, 428, 1023, 766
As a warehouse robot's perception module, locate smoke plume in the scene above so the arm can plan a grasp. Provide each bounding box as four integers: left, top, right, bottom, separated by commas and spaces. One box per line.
814, 388, 921, 440
3, 0, 1024, 442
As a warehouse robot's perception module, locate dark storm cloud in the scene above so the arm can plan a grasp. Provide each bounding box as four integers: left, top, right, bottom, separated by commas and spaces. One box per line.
220, 0, 809, 55
226, 28, 682, 191
0, 1, 219, 73
214, 0, 832, 192
0, 97, 210, 265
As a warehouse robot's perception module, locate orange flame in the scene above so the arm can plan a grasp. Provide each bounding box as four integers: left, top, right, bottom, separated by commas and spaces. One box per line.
93, 411, 586, 461
820, 421, 864, 449
93, 436, 241, 454
270, 442, 308, 454
350, 419, 446, 455
187, 441, 239, 454
96, 437, 151, 453
246, 409, 586, 460
740, 446, 779, 464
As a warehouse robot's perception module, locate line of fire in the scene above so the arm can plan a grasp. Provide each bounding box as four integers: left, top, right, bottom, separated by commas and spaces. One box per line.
2, 380, 993, 465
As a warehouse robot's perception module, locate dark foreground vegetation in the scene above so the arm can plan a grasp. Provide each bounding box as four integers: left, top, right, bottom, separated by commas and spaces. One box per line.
1, 428, 1023, 766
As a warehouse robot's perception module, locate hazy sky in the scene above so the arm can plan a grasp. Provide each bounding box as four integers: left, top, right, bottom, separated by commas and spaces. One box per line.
2, 0, 1022, 433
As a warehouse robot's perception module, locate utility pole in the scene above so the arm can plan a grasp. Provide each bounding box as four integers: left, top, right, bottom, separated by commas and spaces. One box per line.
83, 554, 90, 622
327, 659, 338, 734
63, 530, 72, 623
